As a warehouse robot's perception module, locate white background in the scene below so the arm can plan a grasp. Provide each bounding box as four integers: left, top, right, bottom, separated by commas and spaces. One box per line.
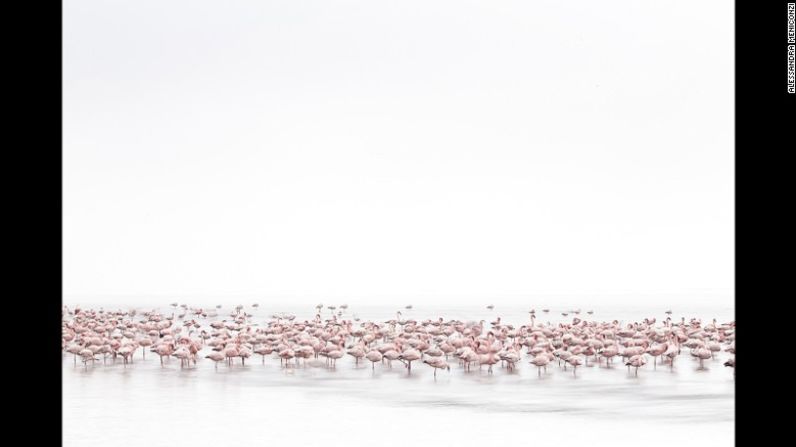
63, 0, 734, 307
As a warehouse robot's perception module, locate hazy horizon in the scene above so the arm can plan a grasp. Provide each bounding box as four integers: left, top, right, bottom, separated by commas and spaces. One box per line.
63, 291, 733, 309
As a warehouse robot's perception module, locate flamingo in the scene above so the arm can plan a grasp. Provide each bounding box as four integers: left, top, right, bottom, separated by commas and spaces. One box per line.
255, 344, 273, 362
625, 354, 647, 376
499, 349, 520, 371
156, 343, 174, 366
423, 358, 451, 378
79, 348, 98, 368
365, 350, 383, 370
529, 354, 551, 376
479, 353, 499, 374
205, 351, 224, 369
173, 347, 191, 368
646, 343, 668, 369
347, 346, 365, 366
399, 348, 422, 372
223, 345, 239, 366
326, 349, 343, 368
664, 345, 679, 369
566, 356, 583, 375
692, 347, 712, 369
724, 357, 735, 376
118, 345, 135, 366
65, 344, 82, 365
382, 349, 400, 368
238, 346, 252, 366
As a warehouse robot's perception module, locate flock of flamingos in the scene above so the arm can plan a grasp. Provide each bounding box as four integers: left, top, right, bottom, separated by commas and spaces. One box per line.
62, 303, 735, 378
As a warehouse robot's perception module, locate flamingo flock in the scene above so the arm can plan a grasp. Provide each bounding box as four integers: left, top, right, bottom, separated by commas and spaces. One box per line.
62, 304, 735, 379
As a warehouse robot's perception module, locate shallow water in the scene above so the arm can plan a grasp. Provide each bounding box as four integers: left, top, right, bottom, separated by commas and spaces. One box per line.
63, 304, 734, 446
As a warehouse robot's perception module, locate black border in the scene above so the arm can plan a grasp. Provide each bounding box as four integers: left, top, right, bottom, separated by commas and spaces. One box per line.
16, 0, 63, 444
735, 1, 793, 444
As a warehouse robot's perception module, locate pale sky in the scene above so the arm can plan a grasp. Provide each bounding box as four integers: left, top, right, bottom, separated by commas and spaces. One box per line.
63, 0, 734, 306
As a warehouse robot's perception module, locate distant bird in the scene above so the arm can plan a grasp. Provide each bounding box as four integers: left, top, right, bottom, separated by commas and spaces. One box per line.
399, 348, 422, 372
405, 305, 413, 310
347, 346, 365, 365
566, 356, 583, 375
499, 349, 520, 371
486, 305, 494, 310
365, 350, 383, 370
529, 354, 551, 376
664, 345, 678, 369
278, 348, 295, 367
479, 353, 499, 374
600, 346, 619, 366
238, 346, 252, 366
254, 346, 273, 364
646, 343, 668, 369
625, 354, 647, 376
423, 357, 451, 378
382, 350, 400, 368
205, 351, 225, 369
692, 348, 712, 369
173, 347, 191, 368
224, 345, 239, 366
724, 358, 735, 376
325, 349, 344, 368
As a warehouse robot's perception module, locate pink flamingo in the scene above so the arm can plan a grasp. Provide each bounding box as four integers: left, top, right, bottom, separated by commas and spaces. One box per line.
646, 343, 668, 369
529, 354, 551, 376
423, 357, 451, 378
173, 347, 191, 368
238, 346, 252, 365
156, 343, 174, 366
254, 345, 273, 364
566, 356, 583, 375
479, 353, 499, 374
325, 349, 343, 368
223, 345, 239, 366
399, 348, 422, 372
692, 347, 712, 369
347, 346, 365, 366
118, 345, 135, 366
365, 350, 383, 370
625, 354, 647, 376
382, 349, 400, 368
205, 351, 224, 369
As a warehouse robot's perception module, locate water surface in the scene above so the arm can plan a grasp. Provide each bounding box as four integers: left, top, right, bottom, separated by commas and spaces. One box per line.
63, 303, 734, 446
